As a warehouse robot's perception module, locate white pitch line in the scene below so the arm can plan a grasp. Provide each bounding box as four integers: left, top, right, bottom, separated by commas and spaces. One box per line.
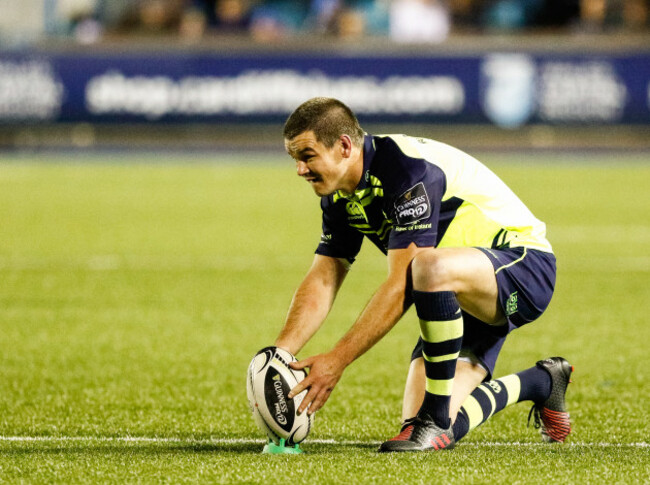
0, 436, 647, 448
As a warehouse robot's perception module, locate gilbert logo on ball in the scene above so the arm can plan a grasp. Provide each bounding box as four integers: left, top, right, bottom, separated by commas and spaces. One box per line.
246, 347, 313, 446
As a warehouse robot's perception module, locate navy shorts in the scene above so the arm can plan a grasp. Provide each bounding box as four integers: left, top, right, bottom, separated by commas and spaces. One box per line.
410, 247, 556, 380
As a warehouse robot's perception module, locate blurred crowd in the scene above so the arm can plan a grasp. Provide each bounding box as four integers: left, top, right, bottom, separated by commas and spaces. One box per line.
7, 0, 650, 45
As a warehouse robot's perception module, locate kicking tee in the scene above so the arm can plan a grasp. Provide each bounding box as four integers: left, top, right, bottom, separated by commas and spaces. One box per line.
315, 134, 552, 264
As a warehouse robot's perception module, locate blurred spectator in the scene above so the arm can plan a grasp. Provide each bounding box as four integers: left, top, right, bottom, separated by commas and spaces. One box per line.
578, 0, 648, 31
352, 0, 390, 35
55, 0, 103, 43
179, 0, 252, 40
116, 0, 186, 34
0, 0, 47, 46
140, 0, 185, 32
449, 0, 481, 28
336, 7, 368, 37
2, 0, 646, 46
579, 0, 607, 29
96, 0, 136, 27
214, 0, 252, 31
248, 0, 308, 41
305, 0, 342, 33
178, 6, 205, 39
480, 0, 545, 30
389, 0, 450, 43
314, 0, 387, 39
179, 5, 209, 39
622, 0, 648, 30
535, 0, 580, 28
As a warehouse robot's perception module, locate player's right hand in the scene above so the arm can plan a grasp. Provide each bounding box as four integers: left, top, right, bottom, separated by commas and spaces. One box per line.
287, 351, 346, 415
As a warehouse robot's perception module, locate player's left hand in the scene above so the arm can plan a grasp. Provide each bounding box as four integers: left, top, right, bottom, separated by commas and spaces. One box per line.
288, 351, 346, 415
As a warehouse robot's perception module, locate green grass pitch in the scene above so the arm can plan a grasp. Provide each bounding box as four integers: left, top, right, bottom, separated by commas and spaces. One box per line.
0, 152, 649, 483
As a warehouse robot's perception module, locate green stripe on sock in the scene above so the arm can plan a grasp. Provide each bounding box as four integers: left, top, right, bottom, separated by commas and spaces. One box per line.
462, 395, 484, 430
423, 351, 460, 363
426, 377, 454, 396
419, 316, 463, 343
499, 374, 521, 406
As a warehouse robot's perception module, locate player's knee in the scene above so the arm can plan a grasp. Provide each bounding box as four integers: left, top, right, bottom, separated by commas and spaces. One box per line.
411, 250, 456, 292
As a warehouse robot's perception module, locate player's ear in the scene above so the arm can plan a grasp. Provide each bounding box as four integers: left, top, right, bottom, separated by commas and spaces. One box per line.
339, 134, 353, 158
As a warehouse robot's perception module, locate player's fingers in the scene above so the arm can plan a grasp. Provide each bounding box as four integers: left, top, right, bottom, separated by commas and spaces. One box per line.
288, 374, 312, 399
297, 385, 319, 415
308, 388, 331, 415
289, 356, 313, 370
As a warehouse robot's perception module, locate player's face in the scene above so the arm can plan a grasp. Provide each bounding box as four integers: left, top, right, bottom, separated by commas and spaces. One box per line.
285, 131, 350, 197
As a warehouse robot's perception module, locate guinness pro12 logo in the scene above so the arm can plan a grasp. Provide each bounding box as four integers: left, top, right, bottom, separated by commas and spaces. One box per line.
394, 182, 431, 225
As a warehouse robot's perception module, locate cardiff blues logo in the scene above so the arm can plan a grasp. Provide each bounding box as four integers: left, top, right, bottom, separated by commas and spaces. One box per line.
480, 54, 536, 128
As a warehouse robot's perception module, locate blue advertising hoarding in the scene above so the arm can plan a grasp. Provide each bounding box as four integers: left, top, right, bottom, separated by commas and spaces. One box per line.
0, 51, 648, 127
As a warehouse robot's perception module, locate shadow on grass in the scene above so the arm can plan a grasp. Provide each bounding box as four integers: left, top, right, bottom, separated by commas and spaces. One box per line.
1, 441, 379, 456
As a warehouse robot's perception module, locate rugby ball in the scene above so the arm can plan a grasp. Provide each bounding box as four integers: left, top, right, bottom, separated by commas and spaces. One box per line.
246, 346, 313, 445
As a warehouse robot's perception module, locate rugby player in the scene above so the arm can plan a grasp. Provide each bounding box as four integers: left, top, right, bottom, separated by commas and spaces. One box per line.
274, 97, 572, 452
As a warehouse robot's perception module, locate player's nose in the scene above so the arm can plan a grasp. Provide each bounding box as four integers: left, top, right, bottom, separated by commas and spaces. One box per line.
296, 161, 309, 176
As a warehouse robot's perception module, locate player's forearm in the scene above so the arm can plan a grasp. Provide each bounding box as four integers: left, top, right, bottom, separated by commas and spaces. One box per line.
276, 291, 331, 354
331, 277, 408, 367
275, 279, 335, 355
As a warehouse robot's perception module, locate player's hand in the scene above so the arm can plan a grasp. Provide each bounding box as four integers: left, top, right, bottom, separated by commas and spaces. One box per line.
287, 351, 346, 415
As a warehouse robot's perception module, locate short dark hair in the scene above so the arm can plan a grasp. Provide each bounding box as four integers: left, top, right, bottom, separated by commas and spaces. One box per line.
283, 97, 364, 147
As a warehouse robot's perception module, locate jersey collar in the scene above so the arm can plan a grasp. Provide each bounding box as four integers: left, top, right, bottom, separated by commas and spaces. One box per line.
332, 135, 380, 204
359, 134, 375, 191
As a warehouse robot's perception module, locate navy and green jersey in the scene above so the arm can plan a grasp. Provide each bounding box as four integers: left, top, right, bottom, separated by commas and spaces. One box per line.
316, 134, 552, 264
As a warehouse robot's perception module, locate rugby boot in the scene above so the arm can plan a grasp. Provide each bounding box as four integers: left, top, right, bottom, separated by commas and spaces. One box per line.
378, 416, 455, 452
528, 357, 573, 443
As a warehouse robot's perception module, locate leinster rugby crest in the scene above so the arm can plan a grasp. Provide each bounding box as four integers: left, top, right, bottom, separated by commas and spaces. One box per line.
394, 183, 431, 225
